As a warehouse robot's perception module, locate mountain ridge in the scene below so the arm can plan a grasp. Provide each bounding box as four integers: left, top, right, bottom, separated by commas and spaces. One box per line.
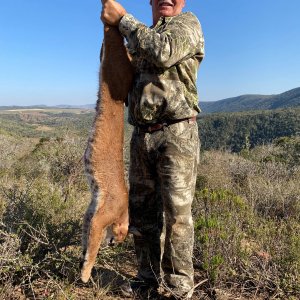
200, 87, 300, 113
1, 87, 299, 113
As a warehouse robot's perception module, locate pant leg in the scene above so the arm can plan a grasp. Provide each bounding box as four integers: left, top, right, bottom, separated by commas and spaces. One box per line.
129, 128, 163, 285
157, 121, 200, 297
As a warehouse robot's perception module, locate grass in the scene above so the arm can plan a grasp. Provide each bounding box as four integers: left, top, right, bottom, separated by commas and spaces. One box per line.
0, 110, 299, 299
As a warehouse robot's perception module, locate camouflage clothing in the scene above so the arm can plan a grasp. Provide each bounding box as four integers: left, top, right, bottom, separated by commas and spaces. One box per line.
119, 12, 205, 125
129, 121, 200, 297
119, 11, 204, 298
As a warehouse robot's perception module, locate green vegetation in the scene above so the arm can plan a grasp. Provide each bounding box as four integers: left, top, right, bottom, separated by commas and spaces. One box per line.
193, 147, 300, 298
0, 108, 299, 299
0, 109, 94, 138
198, 108, 300, 152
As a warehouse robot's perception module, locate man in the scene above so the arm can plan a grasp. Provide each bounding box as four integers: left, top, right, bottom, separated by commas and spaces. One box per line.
102, 0, 204, 298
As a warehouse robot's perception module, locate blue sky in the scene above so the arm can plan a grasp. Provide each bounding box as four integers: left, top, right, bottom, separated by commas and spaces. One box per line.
0, 0, 300, 106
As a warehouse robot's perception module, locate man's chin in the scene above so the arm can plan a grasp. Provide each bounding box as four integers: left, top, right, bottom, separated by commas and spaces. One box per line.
158, 7, 174, 16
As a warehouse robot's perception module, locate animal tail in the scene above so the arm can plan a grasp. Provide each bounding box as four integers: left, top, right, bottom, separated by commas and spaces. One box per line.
81, 189, 108, 283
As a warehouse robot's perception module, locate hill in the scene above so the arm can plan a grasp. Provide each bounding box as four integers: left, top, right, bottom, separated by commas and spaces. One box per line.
0, 108, 95, 138
200, 87, 300, 113
2, 87, 299, 114
198, 108, 300, 152
0, 104, 95, 110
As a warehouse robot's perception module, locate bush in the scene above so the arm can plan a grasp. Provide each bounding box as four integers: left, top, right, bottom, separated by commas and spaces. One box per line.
0, 135, 91, 297
193, 148, 300, 297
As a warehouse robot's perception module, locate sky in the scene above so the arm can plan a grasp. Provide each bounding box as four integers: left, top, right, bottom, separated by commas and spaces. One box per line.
0, 0, 300, 106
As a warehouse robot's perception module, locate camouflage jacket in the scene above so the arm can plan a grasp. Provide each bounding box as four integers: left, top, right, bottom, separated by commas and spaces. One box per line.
119, 12, 205, 126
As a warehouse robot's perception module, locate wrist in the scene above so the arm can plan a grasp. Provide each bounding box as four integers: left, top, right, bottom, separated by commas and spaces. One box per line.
118, 13, 126, 25
119, 14, 140, 38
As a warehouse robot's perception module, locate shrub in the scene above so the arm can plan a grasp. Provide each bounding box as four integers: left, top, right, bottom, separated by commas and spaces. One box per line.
193, 148, 300, 297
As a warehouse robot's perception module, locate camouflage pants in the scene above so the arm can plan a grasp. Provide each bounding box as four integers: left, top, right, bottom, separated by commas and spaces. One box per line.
129, 119, 200, 297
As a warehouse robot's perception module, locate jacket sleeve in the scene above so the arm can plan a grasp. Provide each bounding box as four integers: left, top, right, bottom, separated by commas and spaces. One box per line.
119, 13, 204, 69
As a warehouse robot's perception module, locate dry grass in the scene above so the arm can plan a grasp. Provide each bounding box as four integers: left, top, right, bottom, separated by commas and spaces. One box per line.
194, 143, 300, 298
0, 132, 299, 299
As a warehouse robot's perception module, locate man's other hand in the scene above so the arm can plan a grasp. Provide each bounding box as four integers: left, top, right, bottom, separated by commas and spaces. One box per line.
101, 0, 126, 26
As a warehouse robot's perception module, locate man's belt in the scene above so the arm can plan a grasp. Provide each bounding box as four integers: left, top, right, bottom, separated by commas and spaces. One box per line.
136, 116, 197, 134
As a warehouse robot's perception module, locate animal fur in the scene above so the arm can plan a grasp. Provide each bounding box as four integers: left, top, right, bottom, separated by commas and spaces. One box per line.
80, 22, 133, 283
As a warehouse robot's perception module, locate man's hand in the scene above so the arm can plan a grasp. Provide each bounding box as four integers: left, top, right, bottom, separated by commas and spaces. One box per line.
101, 0, 127, 26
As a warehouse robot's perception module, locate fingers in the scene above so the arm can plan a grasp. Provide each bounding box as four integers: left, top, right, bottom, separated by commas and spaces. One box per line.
101, 0, 126, 26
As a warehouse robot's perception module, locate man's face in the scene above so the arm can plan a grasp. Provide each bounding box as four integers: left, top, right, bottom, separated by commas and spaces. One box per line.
151, 0, 186, 24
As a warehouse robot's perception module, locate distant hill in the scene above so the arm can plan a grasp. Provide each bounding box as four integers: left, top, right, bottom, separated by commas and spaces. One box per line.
1, 87, 300, 114
0, 105, 48, 110
0, 104, 95, 111
54, 104, 95, 109
200, 87, 300, 113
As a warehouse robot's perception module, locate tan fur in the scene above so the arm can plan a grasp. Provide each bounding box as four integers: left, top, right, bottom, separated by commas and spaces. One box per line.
80, 23, 133, 283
